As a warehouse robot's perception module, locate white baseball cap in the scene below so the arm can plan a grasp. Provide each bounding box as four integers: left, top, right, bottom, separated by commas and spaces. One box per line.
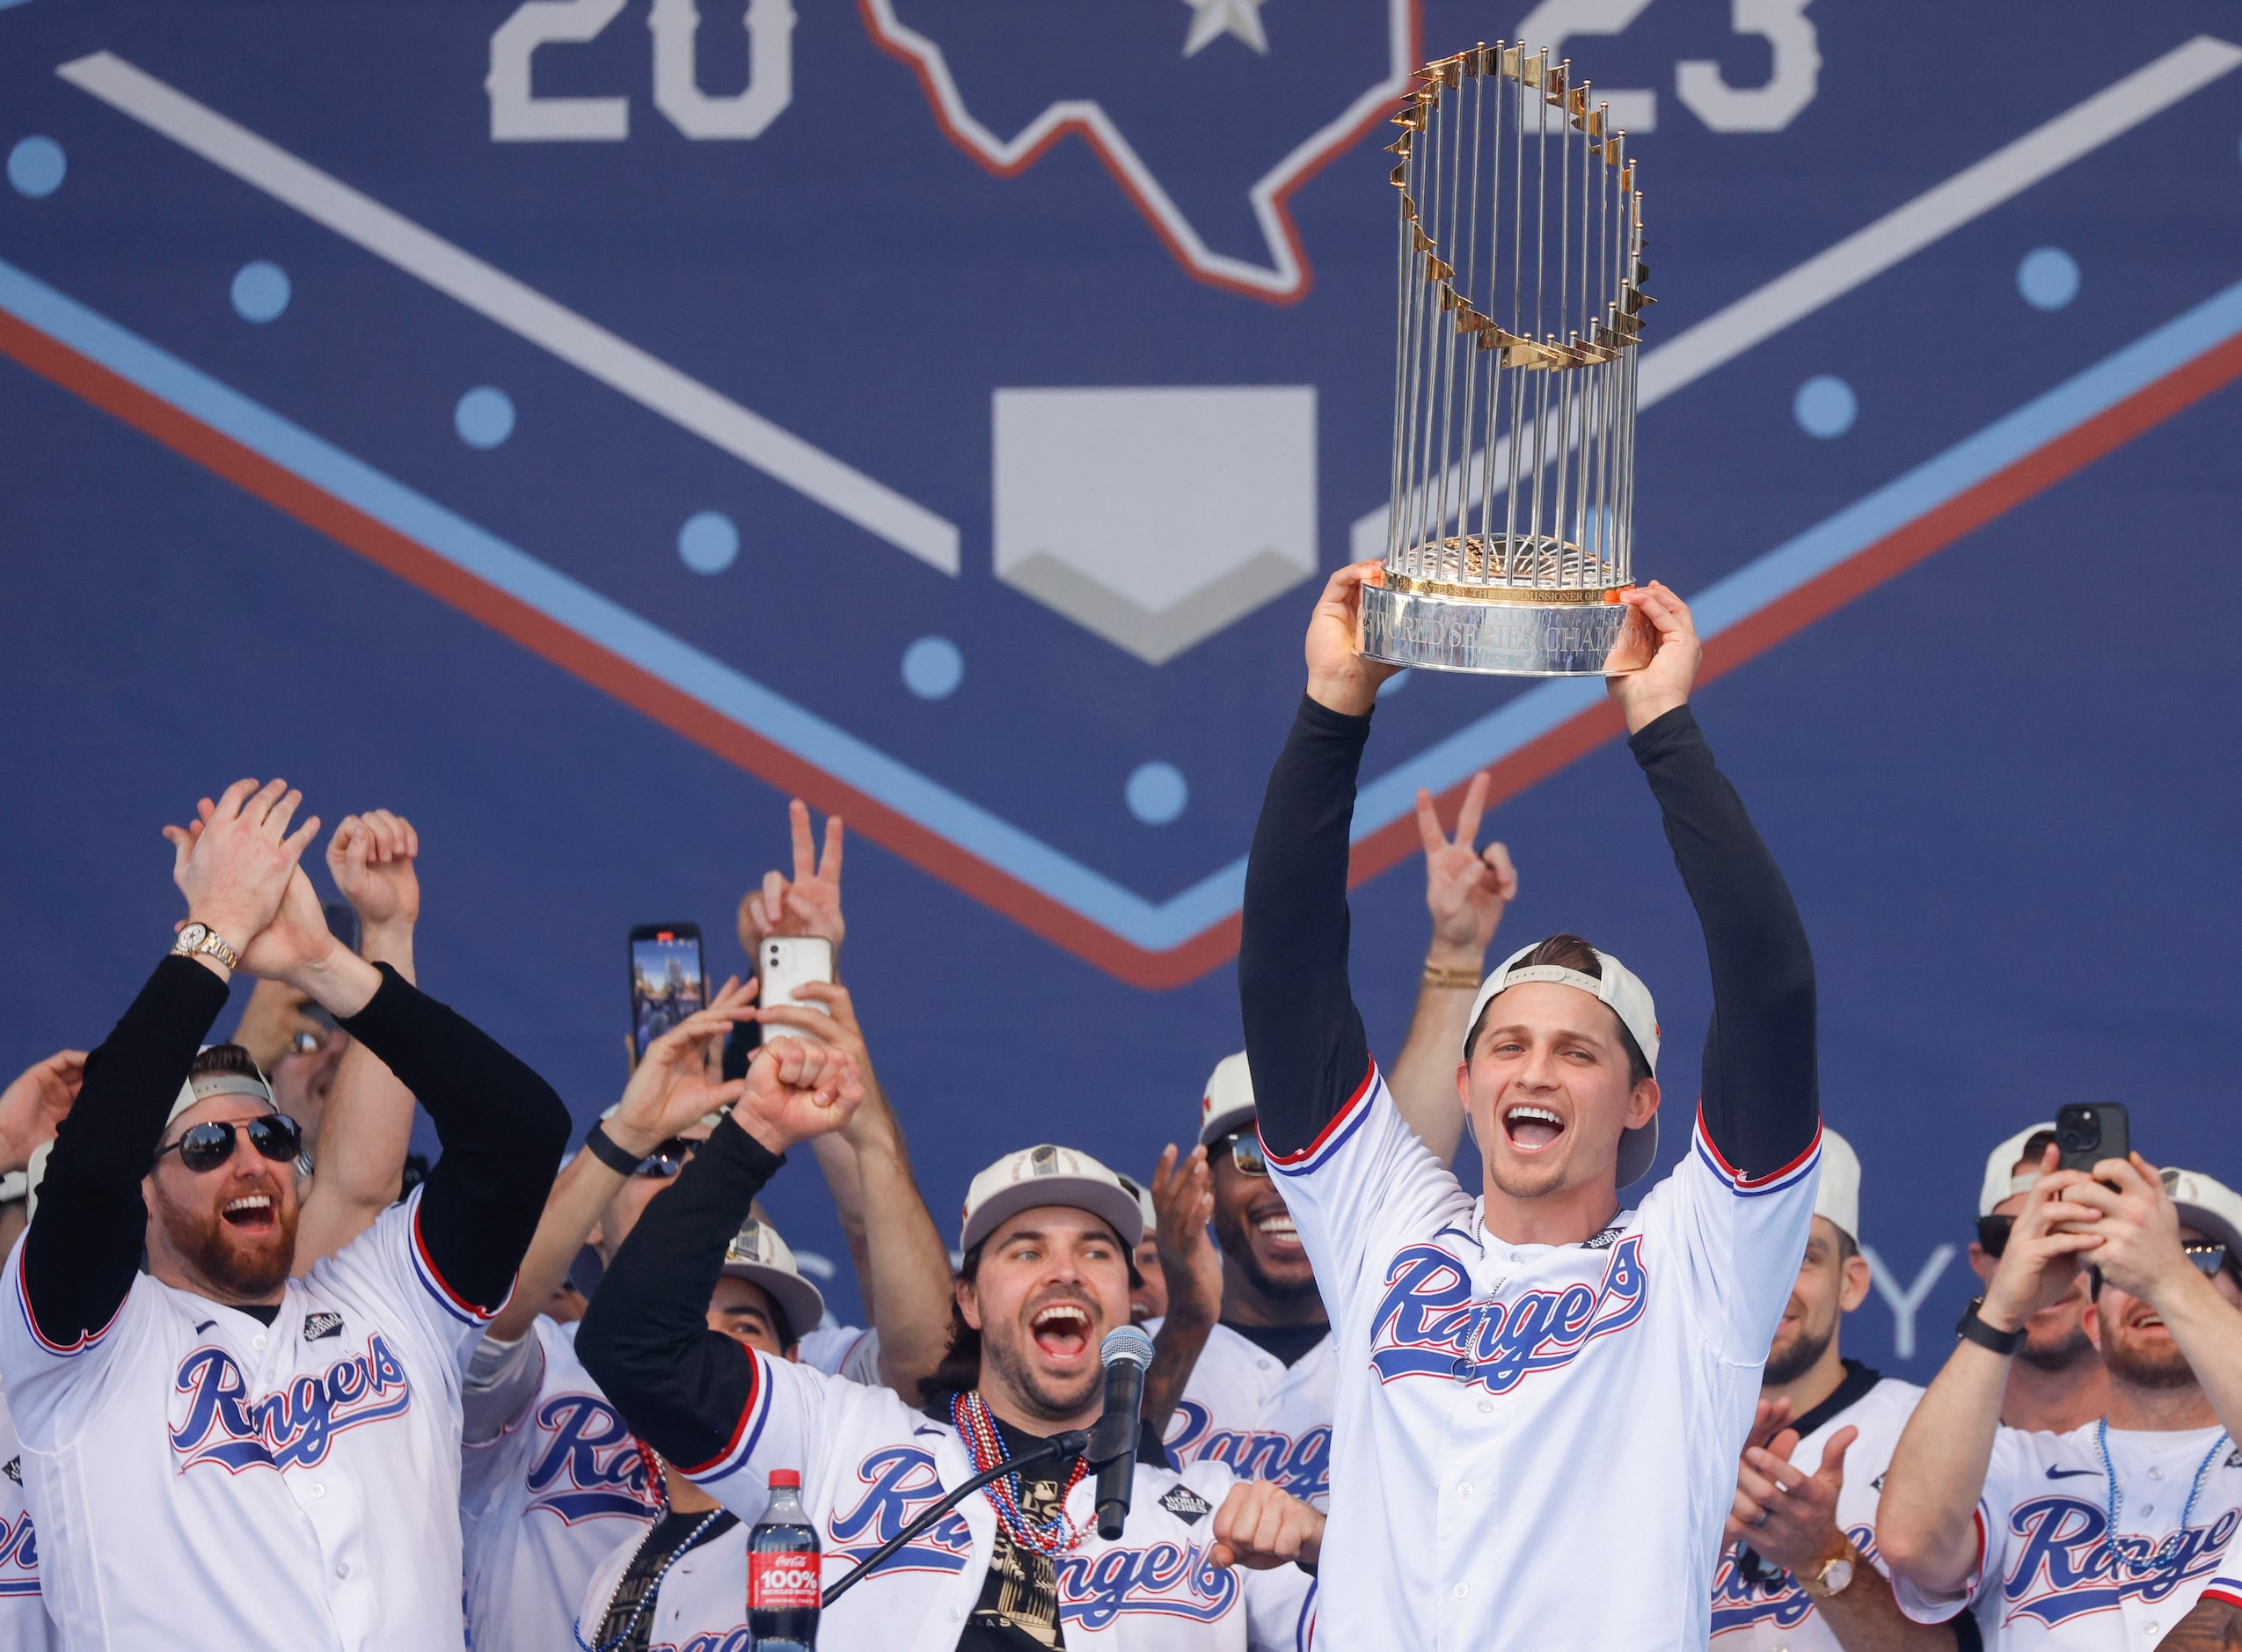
2162, 1166, 2242, 1263
1114, 1173, 1157, 1242
169, 1064, 280, 1127
1978, 1122, 2057, 1217
1198, 1051, 1256, 1148
960, 1144, 1144, 1254
1815, 1126, 1860, 1246
719, 1216, 826, 1343
1465, 942, 1662, 1188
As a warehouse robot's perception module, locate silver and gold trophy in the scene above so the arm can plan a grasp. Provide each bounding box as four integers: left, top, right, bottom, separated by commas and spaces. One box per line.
1358, 45, 1655, 676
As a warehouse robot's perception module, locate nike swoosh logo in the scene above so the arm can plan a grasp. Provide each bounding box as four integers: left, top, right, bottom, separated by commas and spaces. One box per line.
2046, 1467, 2100, 1480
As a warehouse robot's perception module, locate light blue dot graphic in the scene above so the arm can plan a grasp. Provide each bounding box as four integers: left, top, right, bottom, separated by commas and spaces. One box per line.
1377, 669, 1413, 698
2016, 246, 2079, 311
7, 136, 64, 198
901, 636, 963, 699
677, 510, 739, 574
1126, 762, 1189, 826
230, 260, 291, 323
1793, 375, 1857, 440
453, 386, 515, 450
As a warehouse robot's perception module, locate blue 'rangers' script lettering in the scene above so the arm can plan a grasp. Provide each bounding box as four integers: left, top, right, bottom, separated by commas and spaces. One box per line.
526, 1393, 661, 1523
828, 1447, 972, 1575
1998, 1500, 2239, 1626
0, 1512, 35, 1597
170, 1334, 413, 1472
1165, 1403, 1331, 1503
1056, 1540, 1238, 1630
1709, 1523, 1878, 1634
1369, 1235, 1648, 1393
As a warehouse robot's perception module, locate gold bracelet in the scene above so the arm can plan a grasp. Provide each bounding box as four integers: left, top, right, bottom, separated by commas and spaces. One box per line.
1421, 963, 1484, 991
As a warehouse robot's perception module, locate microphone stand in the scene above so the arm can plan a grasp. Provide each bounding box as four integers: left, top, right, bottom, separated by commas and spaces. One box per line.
821, 1427, 1092, 1607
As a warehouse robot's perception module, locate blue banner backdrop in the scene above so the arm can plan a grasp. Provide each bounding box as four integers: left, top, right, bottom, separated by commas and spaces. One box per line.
4, 0, 2240, 1370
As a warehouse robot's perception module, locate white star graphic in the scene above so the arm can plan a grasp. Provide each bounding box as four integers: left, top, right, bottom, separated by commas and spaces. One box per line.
1180, 0, 1269, 58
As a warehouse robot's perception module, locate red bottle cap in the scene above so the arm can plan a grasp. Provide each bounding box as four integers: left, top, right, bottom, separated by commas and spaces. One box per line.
768, 1468, 801, 1489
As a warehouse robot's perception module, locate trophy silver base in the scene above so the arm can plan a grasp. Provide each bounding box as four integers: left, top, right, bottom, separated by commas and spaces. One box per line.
1357, 581, 1648, 676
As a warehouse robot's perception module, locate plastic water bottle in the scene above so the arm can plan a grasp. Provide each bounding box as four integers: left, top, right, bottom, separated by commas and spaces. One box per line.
749, 1468, 820, 1648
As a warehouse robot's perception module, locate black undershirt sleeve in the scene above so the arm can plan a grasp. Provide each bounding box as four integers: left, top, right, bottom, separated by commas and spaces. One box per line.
1627, 705, 1819, 1177
22, 956, 229, 1346
1238, 696, 1378, 1161
337, 964, 572, 1312
575, 1120, 785, 1469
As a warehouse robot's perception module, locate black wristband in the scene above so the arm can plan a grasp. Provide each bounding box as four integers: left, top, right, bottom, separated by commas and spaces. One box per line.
584, 1121, 642, 1177
1956, 1296, 2027, 1356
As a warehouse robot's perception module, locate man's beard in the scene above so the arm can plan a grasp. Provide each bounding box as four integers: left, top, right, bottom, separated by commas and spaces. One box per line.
2017, 1319, 2095, 1373
978, 1320, 1101, 1422
1764, 1314, 1835, 1387
2101, 1323, 2197, 1391
1213, 1203, 1321, 1309
162, 1199, 296, 1300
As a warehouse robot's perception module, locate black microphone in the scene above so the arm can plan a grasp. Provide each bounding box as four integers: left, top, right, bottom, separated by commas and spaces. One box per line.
1089, 1325, 1155, 1539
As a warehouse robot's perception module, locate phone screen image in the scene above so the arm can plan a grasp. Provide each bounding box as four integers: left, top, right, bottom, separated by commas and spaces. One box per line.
631, 931, 706, 1057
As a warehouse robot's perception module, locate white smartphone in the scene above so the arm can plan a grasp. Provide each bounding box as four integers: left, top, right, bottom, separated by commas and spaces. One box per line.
759, 937, 836, 1042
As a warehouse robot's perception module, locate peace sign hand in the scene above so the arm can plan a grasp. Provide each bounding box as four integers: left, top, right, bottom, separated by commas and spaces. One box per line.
1415, 771, 1517, 965
737, 800, 846, 960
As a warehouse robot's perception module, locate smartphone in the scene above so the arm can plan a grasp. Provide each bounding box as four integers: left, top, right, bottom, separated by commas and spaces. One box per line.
628, 924, 707, 1060
759, 937, 835, 1042
2055, 1103, 2130, 1178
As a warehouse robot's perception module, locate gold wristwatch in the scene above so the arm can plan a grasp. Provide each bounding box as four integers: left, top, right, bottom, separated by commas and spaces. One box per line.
1800, 1539, 1860, 1601
172, 922, 242, 971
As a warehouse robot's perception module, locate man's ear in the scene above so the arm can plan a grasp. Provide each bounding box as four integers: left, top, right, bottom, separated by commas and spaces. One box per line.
1625, 1077, 1661, 1129
957, 1275, 983, 1334
1839, 1251, 1873, 1313
2084, 1295, 2107, 1353
1967, 1242, 1995, 1284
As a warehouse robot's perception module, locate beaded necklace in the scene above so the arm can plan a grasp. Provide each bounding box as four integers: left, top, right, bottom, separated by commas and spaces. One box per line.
2094, 1420, 2229, 1568
574, 1437, 723, 1652
951, 1391, 1090, 1556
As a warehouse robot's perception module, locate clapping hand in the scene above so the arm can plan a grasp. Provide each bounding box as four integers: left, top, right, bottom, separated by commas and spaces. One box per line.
737, 800, 845, 959
1150, 1143, 1222, 1331
163, 779, 322, 961
1416, 771, 1517, 965
1726, 1425, 1857, 1575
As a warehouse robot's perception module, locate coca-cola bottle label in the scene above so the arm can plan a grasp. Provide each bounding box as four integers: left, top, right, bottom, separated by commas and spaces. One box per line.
749, 1551, 822, 1612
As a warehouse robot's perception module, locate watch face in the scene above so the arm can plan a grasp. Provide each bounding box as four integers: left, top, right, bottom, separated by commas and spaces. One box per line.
1822, 1558, 1856, 1596
176, 923, 209, 950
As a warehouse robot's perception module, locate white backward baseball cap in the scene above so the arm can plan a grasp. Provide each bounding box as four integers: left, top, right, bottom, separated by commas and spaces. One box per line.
26, 1057, 284, 1223
1815, 1126, 1861, 1246
1978, 1122, 2057, 1217
2161, 1166, 2242, 1263
1198, 1051, 1256, 1148
960, 1144, 1144, 1254
1465, 942, 1663, 1188
719, 1216, 826, 1343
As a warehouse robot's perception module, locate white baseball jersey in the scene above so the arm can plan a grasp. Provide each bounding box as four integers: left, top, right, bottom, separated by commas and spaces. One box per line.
576, 1516, 749, 1652
0, 1392, 53, 1652
1893, 1420, 2242, 1648
2201, 1521, 2242, 1613
461, 1316, 665, 1652
797, 1324, 880, 1386
1268, 1067, 1820, 1650
1158, 1323, 1334, 1509
0, 1191, 491, 1650
1708, 1372, 1924, 1648
682, 1355, 1316, 1649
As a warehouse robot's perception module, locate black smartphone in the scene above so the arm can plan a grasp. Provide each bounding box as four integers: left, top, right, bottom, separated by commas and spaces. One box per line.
2055, 1102, 2130, 1178
628, 923, 707, 1060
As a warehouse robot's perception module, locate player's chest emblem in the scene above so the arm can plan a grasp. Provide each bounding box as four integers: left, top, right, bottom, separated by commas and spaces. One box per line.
1165, 1403, 1331, 1502
168, 1334, 413, 1473
1997, 1499, 2239, 1626
526, 1393, 661, 1522
1055, 1539, 1239, 1630
1368, 1235, 1648, 1393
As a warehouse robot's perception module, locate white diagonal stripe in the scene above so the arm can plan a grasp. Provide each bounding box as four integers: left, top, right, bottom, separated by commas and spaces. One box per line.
1351, 33, 2242, 559
56, 49, 962, 575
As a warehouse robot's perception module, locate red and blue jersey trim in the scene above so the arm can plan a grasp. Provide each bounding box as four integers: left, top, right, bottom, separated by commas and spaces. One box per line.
1263, 1060, 1382, 1179
14, 1254, 123, 1358
2202, 1580, 2242, 1610
1691, 1109, 1822, 1198
409, 1202, 500, 1327
680, 1343, 772, 1486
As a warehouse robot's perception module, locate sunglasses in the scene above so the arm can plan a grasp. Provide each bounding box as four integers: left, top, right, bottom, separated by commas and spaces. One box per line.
152, 1113, 304, 1174
2086, 1243, 2229, 1300
1220, 1131, 1268, 1179
1980, 1214, 2228, 1281
633, 1138, 697, 1178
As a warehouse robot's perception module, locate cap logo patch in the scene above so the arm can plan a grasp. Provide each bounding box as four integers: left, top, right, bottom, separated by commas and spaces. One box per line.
1030, 1144, 1061, 1177
1158, 1485, 1213, 1524
303, 1311, 344, 1341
